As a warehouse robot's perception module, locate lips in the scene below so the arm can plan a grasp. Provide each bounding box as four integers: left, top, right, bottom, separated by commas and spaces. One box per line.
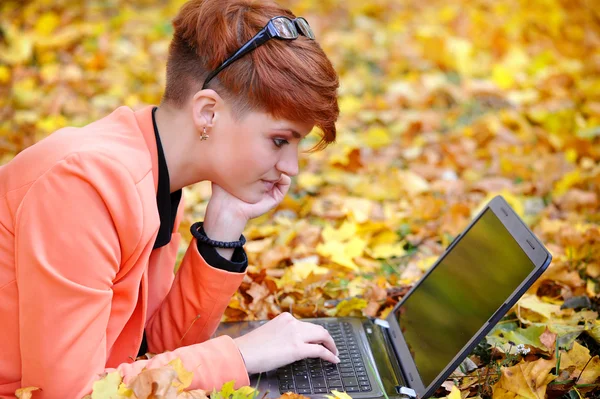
262, 178, 280, 183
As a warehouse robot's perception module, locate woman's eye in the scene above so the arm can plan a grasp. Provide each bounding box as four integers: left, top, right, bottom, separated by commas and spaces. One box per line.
273, 138, 289, 148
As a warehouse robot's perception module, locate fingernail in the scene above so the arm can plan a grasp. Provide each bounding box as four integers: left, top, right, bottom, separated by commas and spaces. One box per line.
335, 356, 340, 363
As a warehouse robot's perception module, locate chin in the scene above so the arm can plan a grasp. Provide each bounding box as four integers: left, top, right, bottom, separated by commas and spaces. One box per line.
233, 187, 263, 204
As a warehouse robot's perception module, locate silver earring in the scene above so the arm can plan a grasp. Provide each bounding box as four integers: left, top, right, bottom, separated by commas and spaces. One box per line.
201, 127, 210, 141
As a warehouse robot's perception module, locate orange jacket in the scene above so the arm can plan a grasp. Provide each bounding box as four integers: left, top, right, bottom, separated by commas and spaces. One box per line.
0, 105, 250, 398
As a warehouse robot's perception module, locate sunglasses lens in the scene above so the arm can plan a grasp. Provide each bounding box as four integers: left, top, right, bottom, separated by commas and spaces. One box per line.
272, 17, 297, 39
296, 18, 315, 39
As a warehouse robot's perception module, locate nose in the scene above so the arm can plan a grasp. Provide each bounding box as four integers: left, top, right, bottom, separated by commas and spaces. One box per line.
276, 147, 299, 177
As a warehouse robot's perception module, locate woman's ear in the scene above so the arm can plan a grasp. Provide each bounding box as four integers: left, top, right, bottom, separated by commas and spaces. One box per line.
191, 89, 223, 130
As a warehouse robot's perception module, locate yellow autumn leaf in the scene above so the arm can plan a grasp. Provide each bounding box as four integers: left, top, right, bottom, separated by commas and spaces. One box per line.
367, 242, 406, 259
34, 12, 61, 36
322, 221, 357, 242
0, 65, 11, 84
397, 171, 430, 195
279, 261, 329, 286
343, 197, 373, 223
347, 277, 366, 297
298, 173, 324, 191
15, 387, 40, 399
0, 23, 33, 65
364, 126, 391, 149
117, 383, 133, 397
447, 386, 462, 399
91, 371, 126, 399
493, 358, 556, 399
416, 256, 439, 272
168, 358, 194, 392
559, 342, 590, 370
217, 380, 235, 398
338, 95, 362, 115
212, 380, 251, 399
325, 390, 353, 399
554, 169, 582, 196
492, 65, 515, 89
573, 356, 600, 385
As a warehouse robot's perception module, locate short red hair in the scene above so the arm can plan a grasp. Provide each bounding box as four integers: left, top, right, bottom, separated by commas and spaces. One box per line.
163, 0, 339, 149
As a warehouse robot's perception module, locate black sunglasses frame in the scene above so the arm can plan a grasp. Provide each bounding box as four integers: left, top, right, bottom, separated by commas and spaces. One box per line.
202, 16, 314, 90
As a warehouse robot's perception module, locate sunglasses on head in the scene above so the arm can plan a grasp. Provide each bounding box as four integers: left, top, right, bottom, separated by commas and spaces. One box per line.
202, 16, 315, 90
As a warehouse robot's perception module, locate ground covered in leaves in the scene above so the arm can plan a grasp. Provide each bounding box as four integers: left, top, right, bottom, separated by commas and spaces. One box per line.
1, 0, 600, 398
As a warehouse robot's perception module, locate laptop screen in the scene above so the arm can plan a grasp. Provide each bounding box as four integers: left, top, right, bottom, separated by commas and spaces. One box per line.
395, 208, 535, 387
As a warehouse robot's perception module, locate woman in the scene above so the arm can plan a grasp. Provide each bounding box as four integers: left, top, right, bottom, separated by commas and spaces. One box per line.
0, 0, 340, 397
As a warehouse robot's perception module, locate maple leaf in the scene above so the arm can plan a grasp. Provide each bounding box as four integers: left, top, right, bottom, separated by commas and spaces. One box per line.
492, 358, 556, 399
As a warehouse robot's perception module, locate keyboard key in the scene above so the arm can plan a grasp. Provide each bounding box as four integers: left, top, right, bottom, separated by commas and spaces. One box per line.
314, 388, 328, 394
341, 372, 354, 378
343, 377, 359, 387
361, 385, 372, 391
312, 378, 327, 388
345, 386, 360, 392
359, 380, 371, 386
328, 379, 343, 388
340, 367, 353, 373
295, 375, 309, 383
358, 376, 369, 381
298, 388, 312, 394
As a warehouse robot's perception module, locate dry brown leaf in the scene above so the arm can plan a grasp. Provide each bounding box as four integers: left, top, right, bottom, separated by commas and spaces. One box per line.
128, 367, 179, 399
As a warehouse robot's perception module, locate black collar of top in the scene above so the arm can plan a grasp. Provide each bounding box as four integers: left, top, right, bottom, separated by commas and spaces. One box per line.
152, 106, 183, 249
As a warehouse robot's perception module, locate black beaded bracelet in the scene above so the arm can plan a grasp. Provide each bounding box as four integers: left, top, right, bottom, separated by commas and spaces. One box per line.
191, 221, 246, 249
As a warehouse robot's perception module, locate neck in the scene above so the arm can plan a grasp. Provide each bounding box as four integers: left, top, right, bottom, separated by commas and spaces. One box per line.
153, 104, 210, 192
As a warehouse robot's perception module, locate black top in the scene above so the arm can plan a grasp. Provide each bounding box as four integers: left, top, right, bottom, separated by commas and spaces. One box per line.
138, 107, 247, 357
150, 106, 247, 271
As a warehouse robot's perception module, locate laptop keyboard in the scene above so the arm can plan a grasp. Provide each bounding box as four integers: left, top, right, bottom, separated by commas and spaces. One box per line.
277, 321, 372, 395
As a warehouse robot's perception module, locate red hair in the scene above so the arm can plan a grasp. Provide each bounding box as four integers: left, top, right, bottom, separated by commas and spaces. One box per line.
163, 0, 339, 149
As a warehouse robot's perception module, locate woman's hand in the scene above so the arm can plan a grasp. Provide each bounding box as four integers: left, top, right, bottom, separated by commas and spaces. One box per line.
207, 175, 291, 223
233, 312, 340, 375
202, 175, 291, 259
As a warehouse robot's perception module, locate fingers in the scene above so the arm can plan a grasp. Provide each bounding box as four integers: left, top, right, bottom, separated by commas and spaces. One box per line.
307, 324, 339, 357
278, 174, 291, 187
277, 313, 340, 365
273, 174, 291, 197
302, 343, 340, 364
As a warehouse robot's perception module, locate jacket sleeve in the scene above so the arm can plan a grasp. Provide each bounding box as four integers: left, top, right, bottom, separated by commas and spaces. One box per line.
14, 153, 248, 399
144, 234, 248, 353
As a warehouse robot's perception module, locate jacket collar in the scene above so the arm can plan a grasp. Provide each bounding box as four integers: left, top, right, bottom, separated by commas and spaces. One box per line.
134, 105, 160, 193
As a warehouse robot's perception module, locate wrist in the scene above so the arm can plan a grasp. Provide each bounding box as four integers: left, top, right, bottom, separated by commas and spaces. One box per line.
203, 211, 247, 242
234, 337, 255, 375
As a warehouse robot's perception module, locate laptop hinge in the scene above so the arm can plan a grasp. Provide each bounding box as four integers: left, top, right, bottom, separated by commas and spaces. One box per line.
368, 317, 418, 398
372, 318, 390, 329
396, 387, 417, 397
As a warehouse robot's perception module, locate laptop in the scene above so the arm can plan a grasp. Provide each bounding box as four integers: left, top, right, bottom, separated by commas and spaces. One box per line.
213, 195, 553, 398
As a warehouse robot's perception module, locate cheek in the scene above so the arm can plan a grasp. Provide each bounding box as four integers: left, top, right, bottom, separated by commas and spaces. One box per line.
232, 141, 275, 179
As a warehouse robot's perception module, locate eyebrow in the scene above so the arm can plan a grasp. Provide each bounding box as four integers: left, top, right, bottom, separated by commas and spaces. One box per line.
274, 129, 303, 139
